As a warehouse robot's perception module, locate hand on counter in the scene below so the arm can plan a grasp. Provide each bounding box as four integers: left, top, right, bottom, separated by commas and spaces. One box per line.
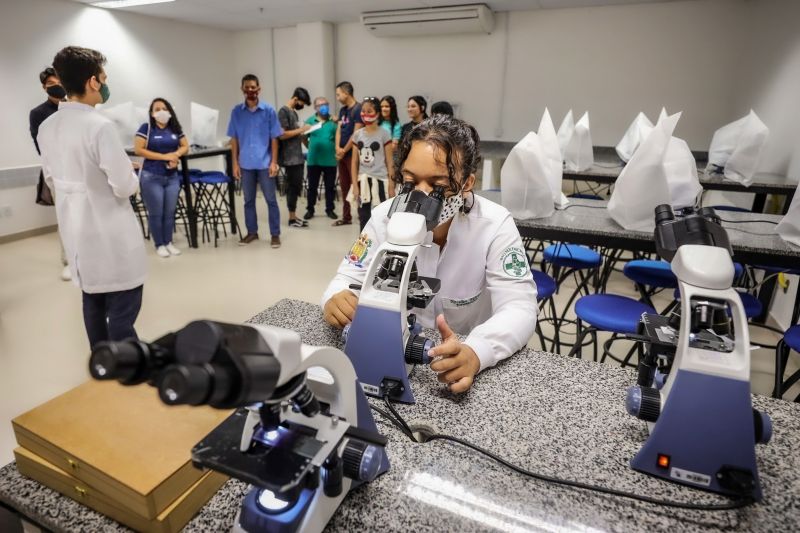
429, 314, 480, 394
323, 290, 358, 328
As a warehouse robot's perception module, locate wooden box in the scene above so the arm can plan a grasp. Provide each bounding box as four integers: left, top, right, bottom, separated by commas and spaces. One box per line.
15, 447, 227, 533
12, 380, 231, 519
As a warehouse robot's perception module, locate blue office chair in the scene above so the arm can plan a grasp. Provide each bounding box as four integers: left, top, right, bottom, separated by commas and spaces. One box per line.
191, 170, 240, 247
774, 325, 800, 401
531, 269, 559, 352
540, 243, 603, 352
566, 294, 655, 365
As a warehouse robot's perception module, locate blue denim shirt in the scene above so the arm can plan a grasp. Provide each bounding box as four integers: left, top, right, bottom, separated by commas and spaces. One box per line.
226, 101, 283, 170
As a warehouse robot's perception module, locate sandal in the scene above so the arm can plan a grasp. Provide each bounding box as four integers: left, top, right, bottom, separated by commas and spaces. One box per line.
332, 219, 352, 226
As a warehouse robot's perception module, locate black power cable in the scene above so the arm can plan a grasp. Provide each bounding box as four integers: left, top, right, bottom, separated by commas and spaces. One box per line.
370, 400, 754, 512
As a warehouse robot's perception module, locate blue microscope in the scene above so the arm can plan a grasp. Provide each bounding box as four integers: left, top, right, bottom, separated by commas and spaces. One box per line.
343, 183, 445, 403
625, 205, 771, 501
89, 320, 389, 532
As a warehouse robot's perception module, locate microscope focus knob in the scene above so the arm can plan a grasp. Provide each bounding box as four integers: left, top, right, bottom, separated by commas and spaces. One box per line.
753, 409, 772, 444
625, 386, 661, 423
343, 440, 382, 482
405, 335, 432, 365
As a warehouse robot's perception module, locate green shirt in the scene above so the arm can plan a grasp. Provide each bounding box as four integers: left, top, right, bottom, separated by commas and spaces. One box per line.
304, 115, 338, 167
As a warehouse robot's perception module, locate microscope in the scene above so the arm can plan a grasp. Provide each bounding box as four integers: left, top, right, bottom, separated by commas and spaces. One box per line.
624, 205, 771, 501
343, 183, 445, 404
89, 320, 389, 532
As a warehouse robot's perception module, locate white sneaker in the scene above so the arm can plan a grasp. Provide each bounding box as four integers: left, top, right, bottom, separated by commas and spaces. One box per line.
156, 246, 170, 258
165, 243, 182, 256
61, 265, 72, 281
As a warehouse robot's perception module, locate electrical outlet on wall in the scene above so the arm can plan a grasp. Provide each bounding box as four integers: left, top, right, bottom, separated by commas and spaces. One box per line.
0, 205, 12, 218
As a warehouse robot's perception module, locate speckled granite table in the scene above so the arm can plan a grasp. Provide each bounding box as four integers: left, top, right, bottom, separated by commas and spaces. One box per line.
479, 191, 800, 271
2, 299, 800, 532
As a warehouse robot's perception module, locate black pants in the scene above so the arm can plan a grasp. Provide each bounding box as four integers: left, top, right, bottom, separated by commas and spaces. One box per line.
358, 178, 387, 231
306, 165, 337, 215
284, 164, 305, 213
82, 285, 143, 349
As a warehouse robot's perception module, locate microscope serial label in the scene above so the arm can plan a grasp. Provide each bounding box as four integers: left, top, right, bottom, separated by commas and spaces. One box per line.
361, 383, 381, 396
670, 467, 711, 487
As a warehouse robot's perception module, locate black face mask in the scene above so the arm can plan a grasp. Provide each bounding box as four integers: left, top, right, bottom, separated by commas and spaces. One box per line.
46, 85, 66, 100
293, 103, 305, 111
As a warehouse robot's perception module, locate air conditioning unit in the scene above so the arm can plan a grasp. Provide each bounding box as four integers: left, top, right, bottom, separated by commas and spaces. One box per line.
361, 4, 495, 37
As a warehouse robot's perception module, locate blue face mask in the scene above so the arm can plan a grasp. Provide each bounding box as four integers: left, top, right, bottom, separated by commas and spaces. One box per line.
319, 104, 330, 117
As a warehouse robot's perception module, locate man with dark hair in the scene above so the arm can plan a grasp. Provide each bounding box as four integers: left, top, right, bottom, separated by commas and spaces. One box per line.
278, 87, 311, 228
332, 81, 362, 226
37, 46, 147, 348
228, 74, 284, 248
431, 101, 454, 117
29, 66, 70, 280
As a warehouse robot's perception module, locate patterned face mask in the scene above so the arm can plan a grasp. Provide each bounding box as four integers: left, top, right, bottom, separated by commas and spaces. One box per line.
437, 192, 464, 226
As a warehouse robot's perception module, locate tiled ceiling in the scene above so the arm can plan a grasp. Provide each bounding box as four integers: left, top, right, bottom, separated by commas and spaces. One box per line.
70, 0, 687, 31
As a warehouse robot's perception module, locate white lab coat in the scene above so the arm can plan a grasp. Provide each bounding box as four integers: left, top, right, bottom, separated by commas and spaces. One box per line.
322, 194, 538, 371
38, 102, 147, 294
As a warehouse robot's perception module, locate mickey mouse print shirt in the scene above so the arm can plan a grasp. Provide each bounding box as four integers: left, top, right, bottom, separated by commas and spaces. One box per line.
352, 127, 392, 180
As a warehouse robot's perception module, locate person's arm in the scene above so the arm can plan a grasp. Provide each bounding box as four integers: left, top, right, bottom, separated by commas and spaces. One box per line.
335, 121, 343, 159
350, 144, 360, 199
385, 141, 395, 197
270, 137, 279, 177
133, 136, 173, 161
461, 215, 538, 370
97, 122, 139, 198
322, 213, 384, 327
226, 109, 241, 179
230, 137, 241, 179
175, 135, 189, 157
29, 108, 43, 155
269, 109, 283, 176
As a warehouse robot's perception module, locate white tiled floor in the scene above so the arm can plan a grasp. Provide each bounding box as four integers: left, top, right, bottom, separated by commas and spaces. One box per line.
0, 197, 797, 467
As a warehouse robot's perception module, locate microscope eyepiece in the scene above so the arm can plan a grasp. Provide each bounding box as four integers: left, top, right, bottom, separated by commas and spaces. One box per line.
89, 340, 150, 385
654, 204, 674, 226
158, 364, 213, 406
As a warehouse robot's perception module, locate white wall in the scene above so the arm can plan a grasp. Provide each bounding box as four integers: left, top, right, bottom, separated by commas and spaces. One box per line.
734, 0, 800, 177
335, 0, 747, 149
0, 0, 237, 237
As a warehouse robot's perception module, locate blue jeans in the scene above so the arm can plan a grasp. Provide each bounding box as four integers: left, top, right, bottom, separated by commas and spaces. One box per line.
241, 168, 280, 236
140, 169, 181, 247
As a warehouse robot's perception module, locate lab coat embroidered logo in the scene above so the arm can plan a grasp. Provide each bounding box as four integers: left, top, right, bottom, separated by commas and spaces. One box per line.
501, 247, 528, 277
346, 233, 373, 268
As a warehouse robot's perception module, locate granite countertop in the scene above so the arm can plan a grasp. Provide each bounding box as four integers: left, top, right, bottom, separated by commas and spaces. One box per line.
3, 299, 800, 532
478, 191, 800, 267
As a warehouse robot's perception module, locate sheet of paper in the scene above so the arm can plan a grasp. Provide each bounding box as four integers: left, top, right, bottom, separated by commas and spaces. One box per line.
304, 122, 322, 135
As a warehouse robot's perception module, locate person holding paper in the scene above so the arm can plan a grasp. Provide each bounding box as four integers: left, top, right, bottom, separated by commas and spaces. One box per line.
278, 87, 312, 228
322, 115, 538, 393
37, 46, 147, 349
303, 97, 338, 220
227, 74, 284, 248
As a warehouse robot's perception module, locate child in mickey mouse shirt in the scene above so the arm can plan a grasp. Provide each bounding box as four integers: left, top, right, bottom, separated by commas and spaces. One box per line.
322, 115, 538, 393
351, 97, 394, 230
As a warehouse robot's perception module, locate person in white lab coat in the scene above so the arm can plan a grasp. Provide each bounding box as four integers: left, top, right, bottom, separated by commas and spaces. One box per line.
322, 115, 538, 393
37, 46, 147, 348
